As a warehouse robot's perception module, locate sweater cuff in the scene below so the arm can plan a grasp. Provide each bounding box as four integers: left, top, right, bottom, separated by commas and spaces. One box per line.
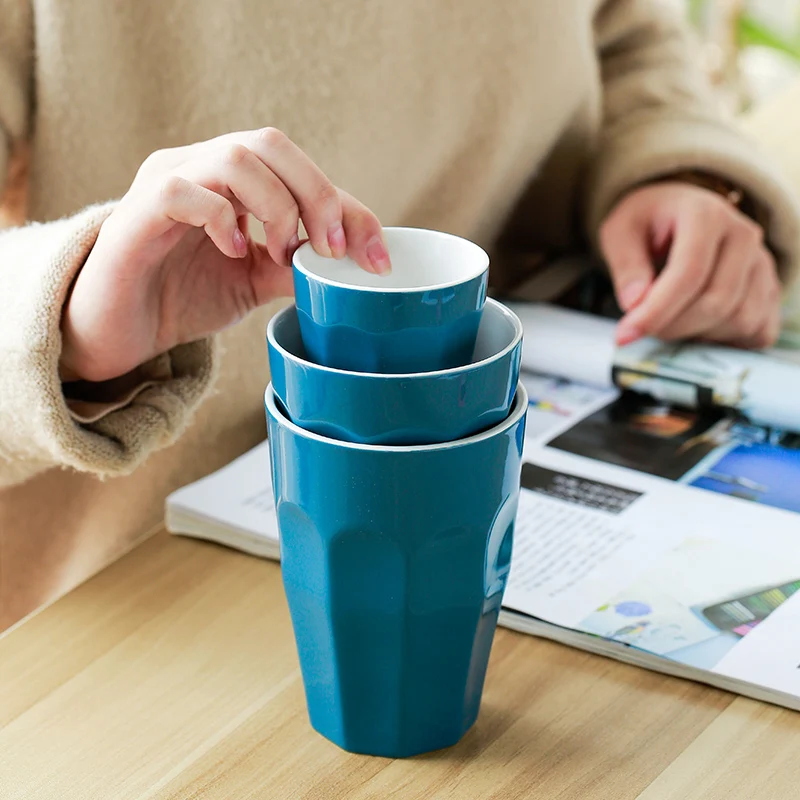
76, 337, 218, 466
64, 352, 174, 423
0, 202, 219, 483
585, 115, 800, 284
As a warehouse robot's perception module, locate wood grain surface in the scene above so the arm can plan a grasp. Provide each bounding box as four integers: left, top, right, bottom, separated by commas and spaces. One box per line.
2, 531, 798, 800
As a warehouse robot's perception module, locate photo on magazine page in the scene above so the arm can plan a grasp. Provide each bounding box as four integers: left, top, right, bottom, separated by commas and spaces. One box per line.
575, 535, 800, 672
548, 391, 800, 514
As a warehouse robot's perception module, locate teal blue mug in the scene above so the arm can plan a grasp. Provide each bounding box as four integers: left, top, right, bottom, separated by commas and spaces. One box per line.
265, 383, 527, 757
268, 299, 523, 445
292, 227, 489, 374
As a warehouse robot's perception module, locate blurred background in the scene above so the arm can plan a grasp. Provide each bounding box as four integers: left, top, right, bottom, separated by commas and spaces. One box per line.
671, 0, 800, 335
673, 0, 800, 110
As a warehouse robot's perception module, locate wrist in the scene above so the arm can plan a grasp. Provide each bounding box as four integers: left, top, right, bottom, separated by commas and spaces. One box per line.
58, 359, 82, 383
58, 242, 92, 382
59, 313, 87, 383
59, 300, 100, 384
58, 325, 129, 385
667, 170, 744, 208
62, 362, 153, 398
647, 170, 761, 222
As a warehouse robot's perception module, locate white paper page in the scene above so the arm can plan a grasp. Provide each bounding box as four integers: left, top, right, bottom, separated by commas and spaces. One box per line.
714, 594, 800, 697
508, 389, 800, 691
507, 303, 617, 388
504, 460, 681, 627
504, 486, 671, 626
166, 440, 278, 543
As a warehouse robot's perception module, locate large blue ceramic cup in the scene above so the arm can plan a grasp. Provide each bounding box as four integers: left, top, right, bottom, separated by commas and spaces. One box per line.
265, 383, 527, 758
292, 227, 489, 374
268, 298, 522, 446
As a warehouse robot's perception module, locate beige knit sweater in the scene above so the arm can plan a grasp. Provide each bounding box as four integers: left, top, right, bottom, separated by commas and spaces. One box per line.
1, 0, 799, 627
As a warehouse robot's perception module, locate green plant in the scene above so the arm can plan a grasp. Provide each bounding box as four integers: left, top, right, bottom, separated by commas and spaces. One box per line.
736, 13, 800, 61
689, 0, 800, 63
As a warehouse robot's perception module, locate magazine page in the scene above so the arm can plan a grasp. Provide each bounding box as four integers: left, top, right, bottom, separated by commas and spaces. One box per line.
507, 372, 800, 701
511, 302, 800, 433
506, 303, 617, 389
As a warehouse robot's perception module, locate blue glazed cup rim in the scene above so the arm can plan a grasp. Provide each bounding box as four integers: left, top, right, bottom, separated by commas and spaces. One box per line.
267, 298, 522, 380
265, 381, 528, 452
292, 226, 489, 293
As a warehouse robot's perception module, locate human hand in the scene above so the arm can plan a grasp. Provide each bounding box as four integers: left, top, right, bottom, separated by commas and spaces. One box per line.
60, 128, 390, 383
599, 181, 781, 349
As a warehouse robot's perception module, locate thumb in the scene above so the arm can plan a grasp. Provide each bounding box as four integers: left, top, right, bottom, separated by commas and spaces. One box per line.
599, 211, 657, 312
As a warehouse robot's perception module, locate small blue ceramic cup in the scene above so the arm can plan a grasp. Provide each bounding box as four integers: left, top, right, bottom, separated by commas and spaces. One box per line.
292, 227, 489, 374
267, 298, 522, 445
265, 382, 527, 758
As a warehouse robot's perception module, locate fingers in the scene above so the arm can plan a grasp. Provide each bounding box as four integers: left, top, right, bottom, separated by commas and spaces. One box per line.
599, 201, 657, 312
616, 208, 724, 344
177, 144, 300, 266
151, 175, 242, 259
208, 128, 343, 260
653, 224, 759, 341
215, 128, 387, 271
759, 261, 783, 347
707, 251, 782, 349
136, 128, 387, 273
338, 189, 391, 274
602, 182, 780, 351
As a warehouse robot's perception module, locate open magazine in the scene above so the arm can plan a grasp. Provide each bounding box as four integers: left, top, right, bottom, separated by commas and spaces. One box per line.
167, 301, 800, 711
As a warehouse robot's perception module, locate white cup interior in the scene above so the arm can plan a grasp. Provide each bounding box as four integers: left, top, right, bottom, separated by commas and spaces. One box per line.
293, 227, 489, 291
472, 301, 518, 361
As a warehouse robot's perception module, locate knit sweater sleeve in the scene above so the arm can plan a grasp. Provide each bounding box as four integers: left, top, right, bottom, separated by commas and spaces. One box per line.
0, 1, 218, 488
587, 0, 800, 282
0, 206, 220, 488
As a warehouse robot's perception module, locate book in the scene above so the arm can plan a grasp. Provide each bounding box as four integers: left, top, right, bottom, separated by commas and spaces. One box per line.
166, 444, 279, 560
167, 300, 800, 712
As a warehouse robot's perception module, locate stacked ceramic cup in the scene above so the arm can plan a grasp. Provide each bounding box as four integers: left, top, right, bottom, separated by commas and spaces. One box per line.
265, 227, 527, 758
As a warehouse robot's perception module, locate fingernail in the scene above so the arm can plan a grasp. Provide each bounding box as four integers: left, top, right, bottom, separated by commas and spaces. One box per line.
618, 280, 649, 312
233, 228, 248, 258
366, 237, 392, 275
616, 317, 643, 346
286, 234, 300, 266
327, 223, 346, 259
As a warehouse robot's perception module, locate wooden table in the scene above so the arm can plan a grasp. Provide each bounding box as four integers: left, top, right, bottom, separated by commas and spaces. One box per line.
2, 531, 799, 800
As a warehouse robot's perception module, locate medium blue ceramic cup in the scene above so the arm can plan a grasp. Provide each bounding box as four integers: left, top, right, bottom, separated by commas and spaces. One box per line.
265, 383, 527, 758
292, 227, 489, 374
267, 298, 522, 446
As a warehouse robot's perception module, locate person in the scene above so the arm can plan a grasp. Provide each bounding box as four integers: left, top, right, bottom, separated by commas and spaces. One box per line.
1, 0, 798, 628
